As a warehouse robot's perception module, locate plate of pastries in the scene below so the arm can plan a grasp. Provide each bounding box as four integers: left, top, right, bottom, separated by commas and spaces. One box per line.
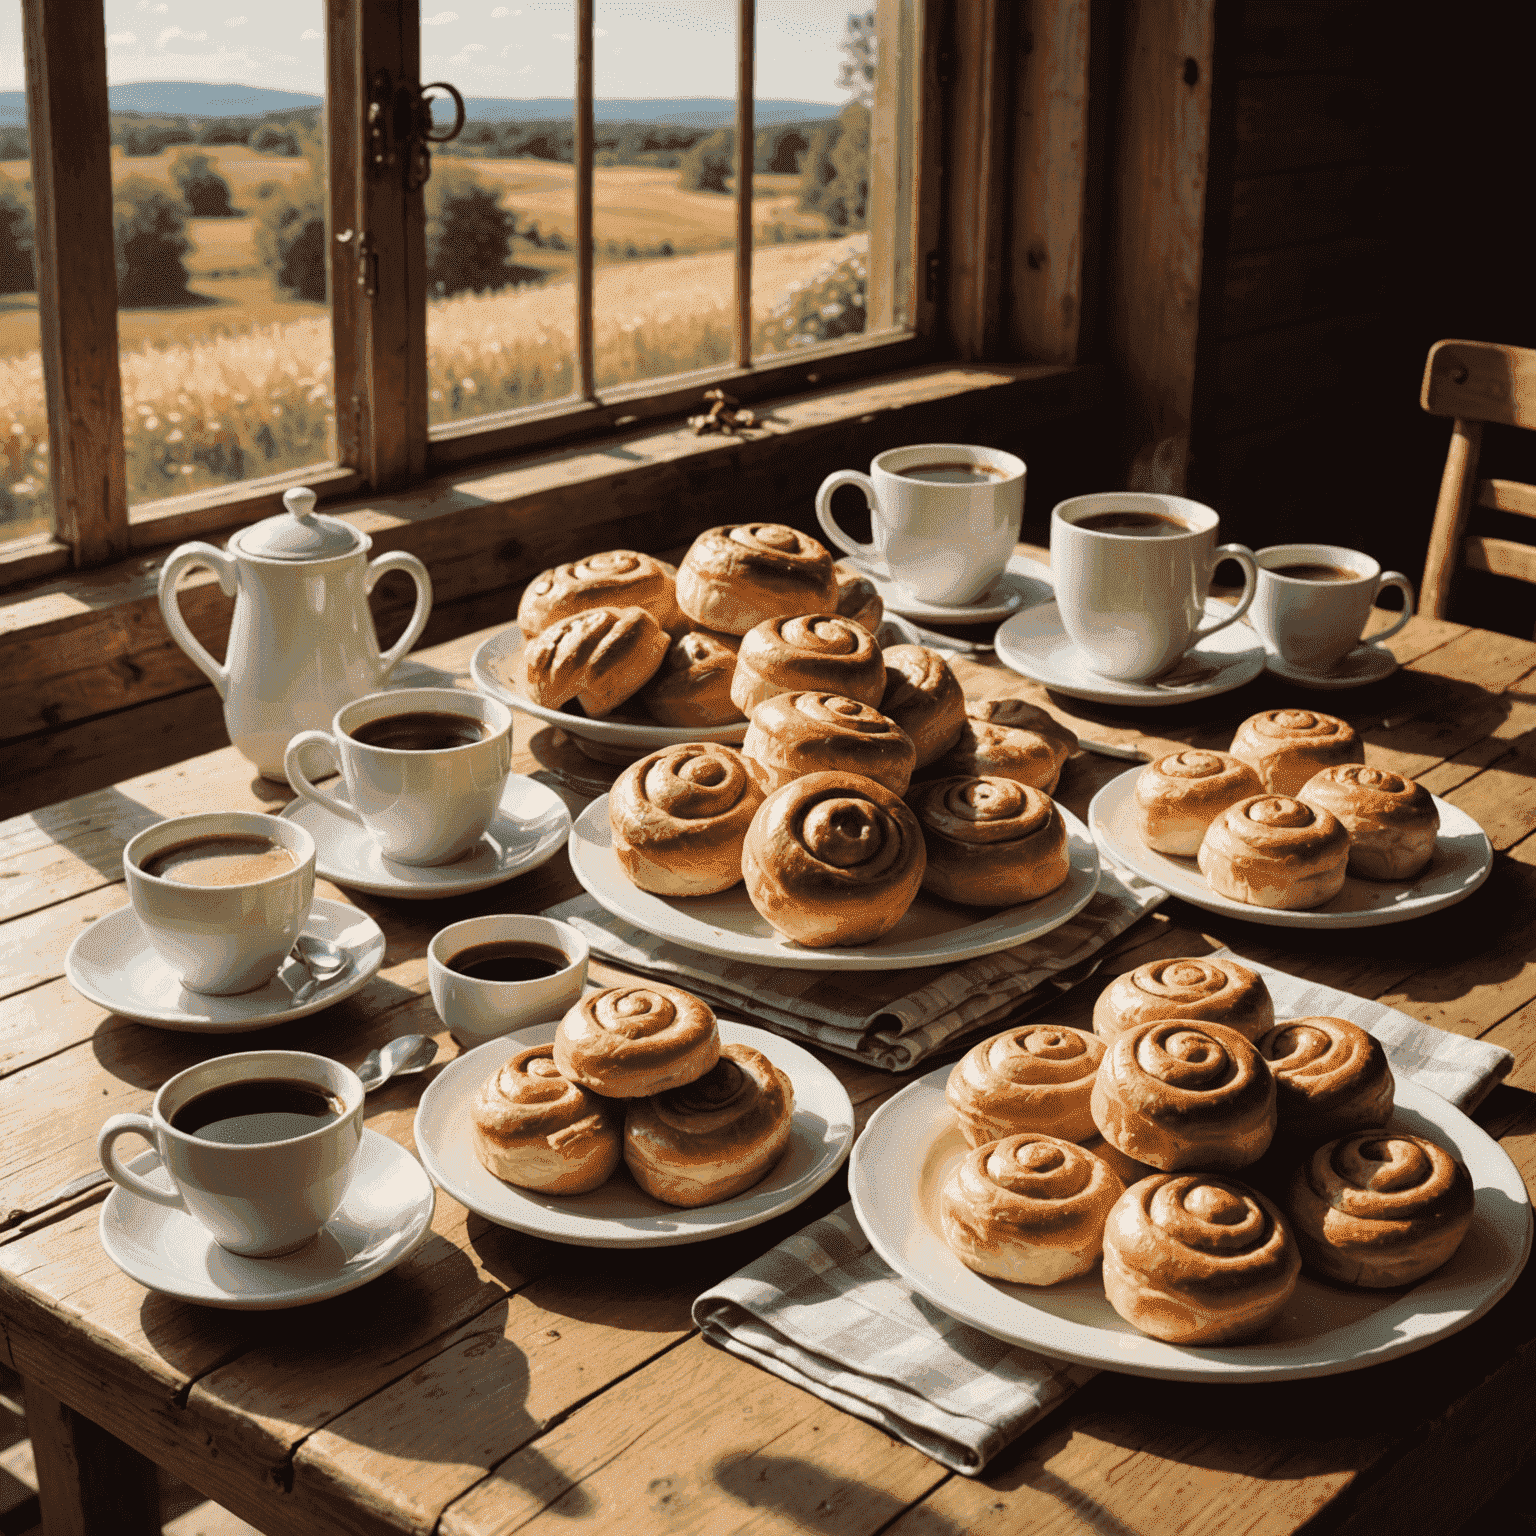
413, 982, 854, 1247
1089, 708, 1493, 928
849, 956, 1532, 1380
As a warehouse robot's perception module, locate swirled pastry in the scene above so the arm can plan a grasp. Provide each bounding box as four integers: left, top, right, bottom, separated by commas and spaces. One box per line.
945, 1025, 1105, 1146
878, 645, 967, 769
519, 605, 670, 718
516, 549, 683, 637
1298, 764, 1440, 881
908, 777, 1070, 907
1102, 1174, 1300, 1344
940, 1135, 1125, 1285
676, 523, 839, 635
1134, 750, 1264, 856
1285, 1132, 1475, 1287
730, 614, 886, 717
635, 629, 744, 727
610, 743, 765, 896
834, 564, 883, 632
1091, 1020, 1277, 1171
1197, 795, 1350, 910
742, 692, 916, 796
932, 699, 1078, 794
623, 1043, 794, 1207
471, 1044, 622, 1194
1230, 709, 1364, 796
1257, 1017, 1395, 1142
741, 771, 926, 946
554, 984, 720, 1098
1093, 957, 1274, 1045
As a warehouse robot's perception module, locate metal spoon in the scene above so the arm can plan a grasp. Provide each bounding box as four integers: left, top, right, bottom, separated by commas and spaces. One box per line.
289, 933, 351, 1005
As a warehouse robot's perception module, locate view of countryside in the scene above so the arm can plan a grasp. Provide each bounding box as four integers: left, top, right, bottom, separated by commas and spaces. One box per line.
0, 1, 876, 543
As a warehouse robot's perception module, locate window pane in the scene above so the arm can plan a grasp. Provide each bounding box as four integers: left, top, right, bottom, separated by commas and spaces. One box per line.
423, 0, 578, 425
104, 7, 334, 511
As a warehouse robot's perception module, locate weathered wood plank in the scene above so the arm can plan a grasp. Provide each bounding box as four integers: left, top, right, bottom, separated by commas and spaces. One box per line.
1227, 164, 1412, 254
23, 1381, 159, 1536
1222, 237, 1388, 339
1232, 74, 1387, 178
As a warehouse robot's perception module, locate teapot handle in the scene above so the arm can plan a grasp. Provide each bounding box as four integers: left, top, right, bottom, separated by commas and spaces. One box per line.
158, 543, 238, 699
367, 551, 434, 679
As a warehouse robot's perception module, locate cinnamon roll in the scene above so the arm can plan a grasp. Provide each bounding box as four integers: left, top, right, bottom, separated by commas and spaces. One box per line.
1092, 957, 1274, 1045
635, 629, 744, 728
742, 692, 916, 796
741, 770, 926, 946
1197, 795, 1350, 910
1229, 709, 1364, 796
609, 743, 764, 896
1102, 1174, 1300, 1344
878, 645, 967, 769
908, 776, 1070, 907
471, 1044, 622, 1194
1134, 750, 1264, 856
1298, 764, 1440, 881
1257, 1017, 1395, 1142
676, 523, 839, 635
834, 564, 883, 632
623, 1043, 794, 1207
516, 549, 683, 638
931, 699, 1078, 795
518, 605, 670, 718
945, 1024, 1105, 1147
1091, 1019, 1277, 1171
940, 1135, 1125, 1286
1285, 1132, 1475, 1287
554, 984, 720, 1098
730, 614, 886, 717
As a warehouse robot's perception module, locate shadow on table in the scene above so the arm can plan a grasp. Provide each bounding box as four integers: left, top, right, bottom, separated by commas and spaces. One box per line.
714, 1453, 967, 1533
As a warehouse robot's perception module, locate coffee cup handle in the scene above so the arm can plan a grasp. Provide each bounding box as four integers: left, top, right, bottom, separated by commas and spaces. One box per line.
283, 731, 365, 826
1367, 572, 1416, 645
98, 1115, 184, 1209
815, 471, 887, 575
1195, 544, 1259, 638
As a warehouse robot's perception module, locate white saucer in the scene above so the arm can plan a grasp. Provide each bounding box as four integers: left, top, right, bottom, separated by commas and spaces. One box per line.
1263, 642, 1398, 690
414, 1020, 853, 1247
846, 553, 1054, 624
279, 774, 571, 899
995, 599, 1267, 706
65, 898, 386, 1031
99, 1131, 435, 1309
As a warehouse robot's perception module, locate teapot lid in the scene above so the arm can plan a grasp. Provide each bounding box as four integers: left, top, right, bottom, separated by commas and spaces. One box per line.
237, 487, 363, 560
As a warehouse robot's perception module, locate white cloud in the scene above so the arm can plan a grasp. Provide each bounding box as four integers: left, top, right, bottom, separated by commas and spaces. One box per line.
552, 31, 571, 40
108, 31, 137, 45
301, 28, 321, 39
595, 26, 607, 36
158, 25, 209, 46
422, 10, 459, 23
517, 64, 531, 74
137, 1, 168, 11
226, 15, 248, 26
491, 5, 509, 13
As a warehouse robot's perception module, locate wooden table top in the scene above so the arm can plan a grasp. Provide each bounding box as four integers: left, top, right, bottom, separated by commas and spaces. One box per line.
4, 571, 1536, 1536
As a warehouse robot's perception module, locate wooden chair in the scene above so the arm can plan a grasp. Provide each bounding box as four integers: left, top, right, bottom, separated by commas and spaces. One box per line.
1420, 338, 1536, 619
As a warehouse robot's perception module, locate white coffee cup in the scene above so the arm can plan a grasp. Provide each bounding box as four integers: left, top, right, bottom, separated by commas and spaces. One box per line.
1251, 544, 1416, 673
428, 914, 589, 1049
123, 812, 316, 996
284, 687, 513, 866
1051, 492, 1259, 681
97, 1050, 364, 1258
815, 443, 1026, 606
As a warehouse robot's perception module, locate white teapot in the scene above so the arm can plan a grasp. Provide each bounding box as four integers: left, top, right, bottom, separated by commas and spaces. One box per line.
158, 487, 433, 781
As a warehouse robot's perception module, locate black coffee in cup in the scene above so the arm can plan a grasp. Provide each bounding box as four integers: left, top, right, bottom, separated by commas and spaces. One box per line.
1075, 510, 1193, 536
171, 1078, 345, 1144
447, 940, 570, 982
1270, 562, 1359, 582
899, 461, 1009, 485
140, 834, 296, 886
349, 711, 489, 751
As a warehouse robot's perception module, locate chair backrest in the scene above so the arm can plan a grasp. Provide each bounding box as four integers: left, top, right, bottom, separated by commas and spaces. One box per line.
1419, 339, 1536, 619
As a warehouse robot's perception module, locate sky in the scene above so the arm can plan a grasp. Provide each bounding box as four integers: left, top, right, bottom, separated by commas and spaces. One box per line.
0, 0, 862, 102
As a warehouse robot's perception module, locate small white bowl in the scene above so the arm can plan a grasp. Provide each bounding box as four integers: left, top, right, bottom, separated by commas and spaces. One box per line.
427, 915, 589, 1048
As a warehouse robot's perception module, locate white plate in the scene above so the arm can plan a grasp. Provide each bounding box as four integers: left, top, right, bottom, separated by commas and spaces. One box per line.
279, 773, 570, 899
566, 795, 1101, 970
995, 599, 1267, 706
1089, 766, 1493, 929
99, 1131, 435, 1310
413, 1020, 853, 1248
65, 898, 386, 1031
850, 1070, 1532, 1382
1263, 642, 1398, 690
846, 553, 1055, 624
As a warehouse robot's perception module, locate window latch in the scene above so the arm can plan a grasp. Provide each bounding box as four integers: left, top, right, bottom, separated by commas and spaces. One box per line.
367, 69, 466, 190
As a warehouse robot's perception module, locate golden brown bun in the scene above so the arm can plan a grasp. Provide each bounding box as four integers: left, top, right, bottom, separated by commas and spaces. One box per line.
1229, 709, 1364, 796
471, 1044, 622, 1194
623, 1043, 794, 1207
1134, 750, 1264, 856
1081, 1136, 1159, 1190
908, 776, 1070, 907
1285, 1132, 1474, 1287
1258, 1017, 1395, 1143
610, 743, 765, 896
730, 614, 886, 717
1197, 795, 1350, 910
932, 699, 1077, 794
635, 630, 744, 727
676, 523, 838, 635
519, 605, 670, 718
1298, 764, 1440, 881
940, 1135, 1124, 1286
742, 692, 916, 796
945, 1024, 1105, 1147
741, 770, 926, 946
553, 984, 720, 1098
879, 646, 967, 769
516, 549, 683, 637
1093, 957, 1274, 1045
834, 564, 883, 632
1090, 1019, 1277, 1171
1102, 1174, 1300, 1344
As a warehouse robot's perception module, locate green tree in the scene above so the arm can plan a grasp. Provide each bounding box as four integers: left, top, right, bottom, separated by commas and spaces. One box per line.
836, 10, 877, 108
797, 103, 869, 230
252, 124, 302, 156
170, 150, 235, 217
0, 182, 35, 294
253, 175, 327, 303
113, 176, 192, 306
425, 166, 518, 296
678, 129, 733, 194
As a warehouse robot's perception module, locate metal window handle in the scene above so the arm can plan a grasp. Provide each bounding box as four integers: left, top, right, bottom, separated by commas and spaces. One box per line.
408, 81, 466, 191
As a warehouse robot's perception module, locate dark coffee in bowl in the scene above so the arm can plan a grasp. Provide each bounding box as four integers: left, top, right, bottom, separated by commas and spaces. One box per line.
1270, 562, 1360, 582
140, 834, 296, 886
349, 711, 488, 751
447, 941, 571, 983
899, 461, 1010, 485
171, 1078, 345, 1144
1075, 510, 1193, 536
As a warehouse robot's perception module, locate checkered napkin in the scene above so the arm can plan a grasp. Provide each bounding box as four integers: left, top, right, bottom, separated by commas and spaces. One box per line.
693, 960, 1514, 1476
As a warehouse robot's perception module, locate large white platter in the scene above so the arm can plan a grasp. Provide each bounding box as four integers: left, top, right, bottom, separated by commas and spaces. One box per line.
567, 795, 1101, 970
1089, 765, 1493, 929
413, 1020, 853, 1248
850, 1069, 1532, 1382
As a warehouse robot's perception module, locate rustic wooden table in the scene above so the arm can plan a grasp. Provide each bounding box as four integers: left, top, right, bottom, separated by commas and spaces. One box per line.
4, 562, 1536, 1536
